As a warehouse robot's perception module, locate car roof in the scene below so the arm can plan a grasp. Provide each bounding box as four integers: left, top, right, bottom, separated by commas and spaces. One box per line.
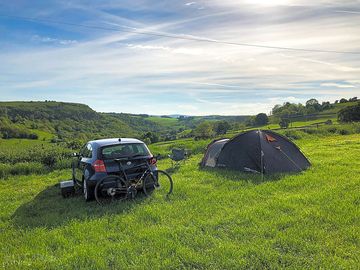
89, 138, 145, 147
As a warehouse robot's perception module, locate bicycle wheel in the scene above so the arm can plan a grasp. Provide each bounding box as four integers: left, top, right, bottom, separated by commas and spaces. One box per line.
95, 175, 128, 205
142, 173, 156, 196
143, 170, 173, 197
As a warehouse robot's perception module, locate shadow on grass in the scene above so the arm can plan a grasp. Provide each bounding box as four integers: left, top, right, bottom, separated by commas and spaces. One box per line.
200, 167, 286, 185
11, 184, 147, 229
164, 165, 181, 175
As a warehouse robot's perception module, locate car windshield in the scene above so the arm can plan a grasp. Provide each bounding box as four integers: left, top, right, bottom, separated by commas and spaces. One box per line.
101, 143, 150, 159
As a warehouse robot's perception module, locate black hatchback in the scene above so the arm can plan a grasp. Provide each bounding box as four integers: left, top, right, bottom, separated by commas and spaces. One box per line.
72, 138, 157, 201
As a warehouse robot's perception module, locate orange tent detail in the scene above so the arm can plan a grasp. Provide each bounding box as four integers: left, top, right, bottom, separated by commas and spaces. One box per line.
265, 134, 277, 142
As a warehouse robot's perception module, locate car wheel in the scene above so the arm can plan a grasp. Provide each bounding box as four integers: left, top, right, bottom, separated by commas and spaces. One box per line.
83, 178, 94, 201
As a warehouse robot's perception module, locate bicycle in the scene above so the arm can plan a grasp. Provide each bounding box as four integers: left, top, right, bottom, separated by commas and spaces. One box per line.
94, 158, 173, 205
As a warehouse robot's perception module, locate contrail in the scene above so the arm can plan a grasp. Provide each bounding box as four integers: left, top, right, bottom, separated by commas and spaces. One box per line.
335, 10, 360, 14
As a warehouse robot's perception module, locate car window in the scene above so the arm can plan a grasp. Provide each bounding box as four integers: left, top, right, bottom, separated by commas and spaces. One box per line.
81, 143, 92, 158
86, 144, 93, 158
101, 143, 149, 159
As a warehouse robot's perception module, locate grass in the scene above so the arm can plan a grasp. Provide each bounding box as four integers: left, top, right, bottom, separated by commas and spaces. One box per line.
31, 129, 54, 141
0, 138, 72, 178
147, 116, 184, 128
0, 134, 359, 269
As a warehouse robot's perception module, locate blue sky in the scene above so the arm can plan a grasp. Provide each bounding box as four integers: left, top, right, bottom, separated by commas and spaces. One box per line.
0, 0, 359, 115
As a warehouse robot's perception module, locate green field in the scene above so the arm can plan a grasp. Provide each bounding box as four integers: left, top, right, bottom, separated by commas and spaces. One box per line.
1, 133, 359, 269
147, 116, 182, 127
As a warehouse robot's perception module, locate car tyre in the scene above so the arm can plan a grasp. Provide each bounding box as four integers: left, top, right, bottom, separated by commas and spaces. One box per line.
83, 178, 94, 201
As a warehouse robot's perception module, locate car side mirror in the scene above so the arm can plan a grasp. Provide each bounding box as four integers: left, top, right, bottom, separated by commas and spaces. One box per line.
72, 152, 80, 157
155, 153, 161, 160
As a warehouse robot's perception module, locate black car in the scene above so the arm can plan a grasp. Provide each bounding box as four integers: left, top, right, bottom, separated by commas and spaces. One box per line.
72, 138, 157, 201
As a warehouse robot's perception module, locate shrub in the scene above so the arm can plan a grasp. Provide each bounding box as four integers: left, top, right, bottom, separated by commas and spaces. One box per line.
214, 121, 231, 135
193, 121, 215, 140
53, 158, 72, 170
337, 129, 350, 135
279, 118, 290, 129
254, 113, 269, 126
283, 130, 303, 140
42, 154, 57, 168
65, 140, 83, 150
338, 103, 360, 122
303, 128, 317, 134
325, 120, 333, 125
327, 127, 337, 133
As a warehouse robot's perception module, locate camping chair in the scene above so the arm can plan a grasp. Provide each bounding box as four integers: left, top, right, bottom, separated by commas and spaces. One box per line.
168, 148, 188, 166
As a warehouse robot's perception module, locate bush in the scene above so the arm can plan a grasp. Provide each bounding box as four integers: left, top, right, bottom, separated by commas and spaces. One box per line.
283, 130, 303, 140
327, 127, 337, 133
254, 113, 269, 126
302, 128, 317, 134
193, 122, 215, 140
325, 120, 333, 125
338, 129, 350, 135
53, 158, 72, 170
65, 140, 83, 150
29, 133, 39, 140
0, 125, 39, 140
338, 103, 360, 122
214, 121, 231, 135
279, 118, 290, 129
42, 154, 57, 168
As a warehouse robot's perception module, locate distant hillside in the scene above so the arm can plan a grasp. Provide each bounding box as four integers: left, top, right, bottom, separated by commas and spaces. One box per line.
0, 101, 249, 142
0, 101, 161, 141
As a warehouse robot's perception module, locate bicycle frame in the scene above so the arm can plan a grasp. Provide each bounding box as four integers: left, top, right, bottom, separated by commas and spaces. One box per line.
114, 158, 153, 187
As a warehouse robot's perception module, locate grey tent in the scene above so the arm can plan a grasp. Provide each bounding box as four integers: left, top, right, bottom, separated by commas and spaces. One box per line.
201, 130, 310, 174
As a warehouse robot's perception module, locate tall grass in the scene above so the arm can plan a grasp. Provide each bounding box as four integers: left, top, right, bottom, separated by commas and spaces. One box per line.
0, 139, 73, 178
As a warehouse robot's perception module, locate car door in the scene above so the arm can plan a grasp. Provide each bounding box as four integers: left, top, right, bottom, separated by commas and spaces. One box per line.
75, 144, 88, 182
78, 143, 94, 182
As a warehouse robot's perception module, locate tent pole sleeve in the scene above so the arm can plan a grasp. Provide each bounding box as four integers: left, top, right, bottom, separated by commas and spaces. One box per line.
258, 129, 264, 179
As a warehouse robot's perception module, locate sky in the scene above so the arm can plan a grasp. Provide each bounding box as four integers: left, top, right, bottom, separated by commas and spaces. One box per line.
0, 0, 360, 115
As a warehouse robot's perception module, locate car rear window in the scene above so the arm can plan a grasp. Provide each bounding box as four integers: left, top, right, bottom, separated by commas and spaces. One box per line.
101, 143, 150, 159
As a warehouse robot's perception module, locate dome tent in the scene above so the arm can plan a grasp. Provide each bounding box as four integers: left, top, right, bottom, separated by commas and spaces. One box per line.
201, 130, 311, 174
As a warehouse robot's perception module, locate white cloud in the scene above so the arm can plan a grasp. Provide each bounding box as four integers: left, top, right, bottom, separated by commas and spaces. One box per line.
335, 10, 360, 14
32, 35, 78, 45
1, 0, 360, 115
321, 82, 355, 88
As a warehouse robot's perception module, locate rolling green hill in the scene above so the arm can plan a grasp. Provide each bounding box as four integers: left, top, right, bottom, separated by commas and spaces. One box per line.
0, 101, 249, 142
0, 101, 183, 141
0, 100, 357, 144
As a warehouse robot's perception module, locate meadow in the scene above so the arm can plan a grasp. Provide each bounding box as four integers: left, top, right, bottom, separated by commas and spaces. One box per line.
0, 139, 72, 178
0, 132, 359, 269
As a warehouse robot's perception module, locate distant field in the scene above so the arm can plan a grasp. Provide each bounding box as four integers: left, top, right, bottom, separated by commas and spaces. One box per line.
0, 133, 359, 269
147, 116, 184, 127
261, 118, 338, 130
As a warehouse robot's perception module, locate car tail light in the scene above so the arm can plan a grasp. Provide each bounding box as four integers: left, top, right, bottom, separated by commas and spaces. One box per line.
92, 160, 107, 172
149, 157, 157, 165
